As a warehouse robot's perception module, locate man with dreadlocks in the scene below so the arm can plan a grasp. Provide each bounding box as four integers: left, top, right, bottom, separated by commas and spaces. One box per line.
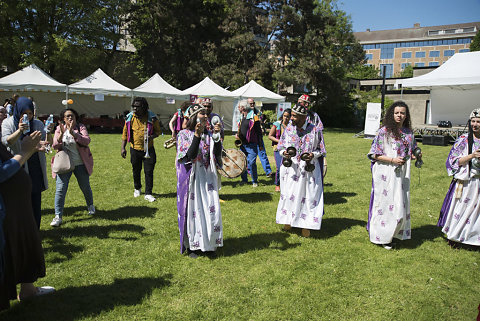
437, 108, 480, 248
367, 101, 419, 250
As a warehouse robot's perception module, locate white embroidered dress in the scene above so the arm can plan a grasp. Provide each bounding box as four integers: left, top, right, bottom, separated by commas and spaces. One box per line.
177, 130, 223, 252
367, 127, 417, 244
275, 122, 325, 230
441, 134, 480, 245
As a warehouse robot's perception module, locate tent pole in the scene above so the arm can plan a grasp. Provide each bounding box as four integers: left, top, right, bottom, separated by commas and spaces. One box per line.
400, 86, 403, 99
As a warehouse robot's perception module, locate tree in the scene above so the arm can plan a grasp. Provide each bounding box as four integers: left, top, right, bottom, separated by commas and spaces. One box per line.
268, 0, 366, 126
347, 64, 380, 79
470, 30, 480, 52
0, 0, 129, 83
396, 64, 413, 78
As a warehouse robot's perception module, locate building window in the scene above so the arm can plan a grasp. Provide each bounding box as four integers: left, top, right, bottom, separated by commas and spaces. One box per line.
444, 29, 456, 34
415, 51, 426, 58
429, 50, 440, 57
401, 63, 411, 70
365, 53, 373, 60
429, 62, 439, 66
463, 27, 475, 33
444, 49, 455, 56
415, 63, 425, 67
459, 49, 470, 53
401, 52, 412, 58
428, 30, 440, 36
379, 64, 393, 78
380, 45, 394, 59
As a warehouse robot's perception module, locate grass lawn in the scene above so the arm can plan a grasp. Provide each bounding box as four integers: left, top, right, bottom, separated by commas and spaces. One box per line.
1, 129, 479, 321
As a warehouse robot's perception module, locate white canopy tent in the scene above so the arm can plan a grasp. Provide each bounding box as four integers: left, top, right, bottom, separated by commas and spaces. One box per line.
133, 73, 189, 125
181, 77, 238, 130
67, 68, 132, 117
230, 80, 286, 131
0, 64, 67, 115
395, 52, 480, 125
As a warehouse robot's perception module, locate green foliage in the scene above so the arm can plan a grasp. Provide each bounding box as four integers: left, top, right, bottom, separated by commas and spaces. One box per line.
0, 0, 128, 83
269, 0, 366, 127
470, 30, 480, 52
262, 109, 277, 123
347, 64, 380, 79
351, 88, 394, 125
1, 133, 479, 321
396, 64, 413, 78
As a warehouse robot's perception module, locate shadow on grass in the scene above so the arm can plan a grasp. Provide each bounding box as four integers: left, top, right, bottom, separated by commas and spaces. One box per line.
221, 232, 299, 257
400, 224, 445, 249
40, 224, 146, 264
152, 192, 177, 199
323, 191, 356, 205
2, 276, 171, 321
96, 206, 157, 221
309, 217, 365, 239
42, 224, 146, 241
220, 192, 273, 203
42, 206, 85, 217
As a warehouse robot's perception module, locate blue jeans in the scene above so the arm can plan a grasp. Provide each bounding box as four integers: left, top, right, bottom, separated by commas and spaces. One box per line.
55, 164, 93, 217
274, 150, 282, 186
240, 143, 259, 184
257, 138, 272, 175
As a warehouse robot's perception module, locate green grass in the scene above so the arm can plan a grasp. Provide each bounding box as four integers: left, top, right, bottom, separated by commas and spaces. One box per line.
1, 130, 479, 321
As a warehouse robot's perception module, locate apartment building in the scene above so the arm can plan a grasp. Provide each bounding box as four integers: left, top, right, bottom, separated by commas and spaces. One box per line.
354, 22, 480, 78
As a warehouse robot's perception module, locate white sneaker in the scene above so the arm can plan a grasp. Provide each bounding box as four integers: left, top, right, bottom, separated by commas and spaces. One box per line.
252, 183, 258, 187
87, 205, 96, 215
50, 216, 62, 227
134, 189, 141, 198
382, 244, 393, 250
144, 194, 155, 202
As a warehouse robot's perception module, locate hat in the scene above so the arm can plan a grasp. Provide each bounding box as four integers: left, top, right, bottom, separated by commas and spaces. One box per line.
202, 98, 212, 106
470, 108, 480, 119
185, 104, 207, 119
292, 103, 308, 116
298, 94, 310, 104
132, 97, 149, 109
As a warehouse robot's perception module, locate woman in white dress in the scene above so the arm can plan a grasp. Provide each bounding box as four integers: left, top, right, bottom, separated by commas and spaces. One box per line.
438, 109, 480, 247
367, 101, 420, 249
176, 104, 223, 258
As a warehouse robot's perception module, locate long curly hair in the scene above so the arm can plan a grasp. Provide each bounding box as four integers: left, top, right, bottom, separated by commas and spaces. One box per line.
383, 101, 411, 140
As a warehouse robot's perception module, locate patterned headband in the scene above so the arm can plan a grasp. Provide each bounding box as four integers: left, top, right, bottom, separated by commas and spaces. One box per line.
185, 104, 207, 119
470, 108, 480, 119
292, 103, 308, 116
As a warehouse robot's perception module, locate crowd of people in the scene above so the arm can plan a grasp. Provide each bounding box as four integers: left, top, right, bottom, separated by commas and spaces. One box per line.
0, 92, 479, 309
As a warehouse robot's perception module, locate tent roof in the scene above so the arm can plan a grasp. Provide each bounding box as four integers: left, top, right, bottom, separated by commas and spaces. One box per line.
0, 64, 66, 92
133, 73, 187, 99
181, 77, 237, 100
395, 51, 480, 90
68, 68, 131, 96
231, 80, 285, 103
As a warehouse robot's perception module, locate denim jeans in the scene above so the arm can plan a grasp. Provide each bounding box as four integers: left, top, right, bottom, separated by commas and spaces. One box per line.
257, 138, 272, 175
55, 164, 93, 217
240, 143, 258, 184
273, 150, 282, 186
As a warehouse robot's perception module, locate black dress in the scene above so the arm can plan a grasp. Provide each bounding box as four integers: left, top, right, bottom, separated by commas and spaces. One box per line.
0, 144, 46, 310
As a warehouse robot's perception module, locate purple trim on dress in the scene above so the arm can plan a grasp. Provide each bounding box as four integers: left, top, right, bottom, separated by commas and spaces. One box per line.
319, 156, 325, 217
367, 162, 374, 231
176, 161, 192, 253
437, 179, 456, 227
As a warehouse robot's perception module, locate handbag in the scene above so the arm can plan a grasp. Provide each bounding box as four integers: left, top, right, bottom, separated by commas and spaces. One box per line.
52, 150, 73, 174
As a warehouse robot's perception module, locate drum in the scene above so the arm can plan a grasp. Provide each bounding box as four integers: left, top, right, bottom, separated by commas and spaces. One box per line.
218, 149, 247, 179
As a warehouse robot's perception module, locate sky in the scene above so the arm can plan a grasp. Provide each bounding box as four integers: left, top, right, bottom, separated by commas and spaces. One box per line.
337, 0, 480, 32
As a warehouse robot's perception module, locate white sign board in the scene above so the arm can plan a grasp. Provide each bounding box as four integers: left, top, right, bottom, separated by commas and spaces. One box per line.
277, 102, 291, 120
364, 103, 381, 136
231, 100, 241, 132
166, 97, 175, 104
94, 94, 104, 101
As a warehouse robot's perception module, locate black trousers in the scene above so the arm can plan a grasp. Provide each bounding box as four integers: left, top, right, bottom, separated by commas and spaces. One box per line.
130, 147, 156, 195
